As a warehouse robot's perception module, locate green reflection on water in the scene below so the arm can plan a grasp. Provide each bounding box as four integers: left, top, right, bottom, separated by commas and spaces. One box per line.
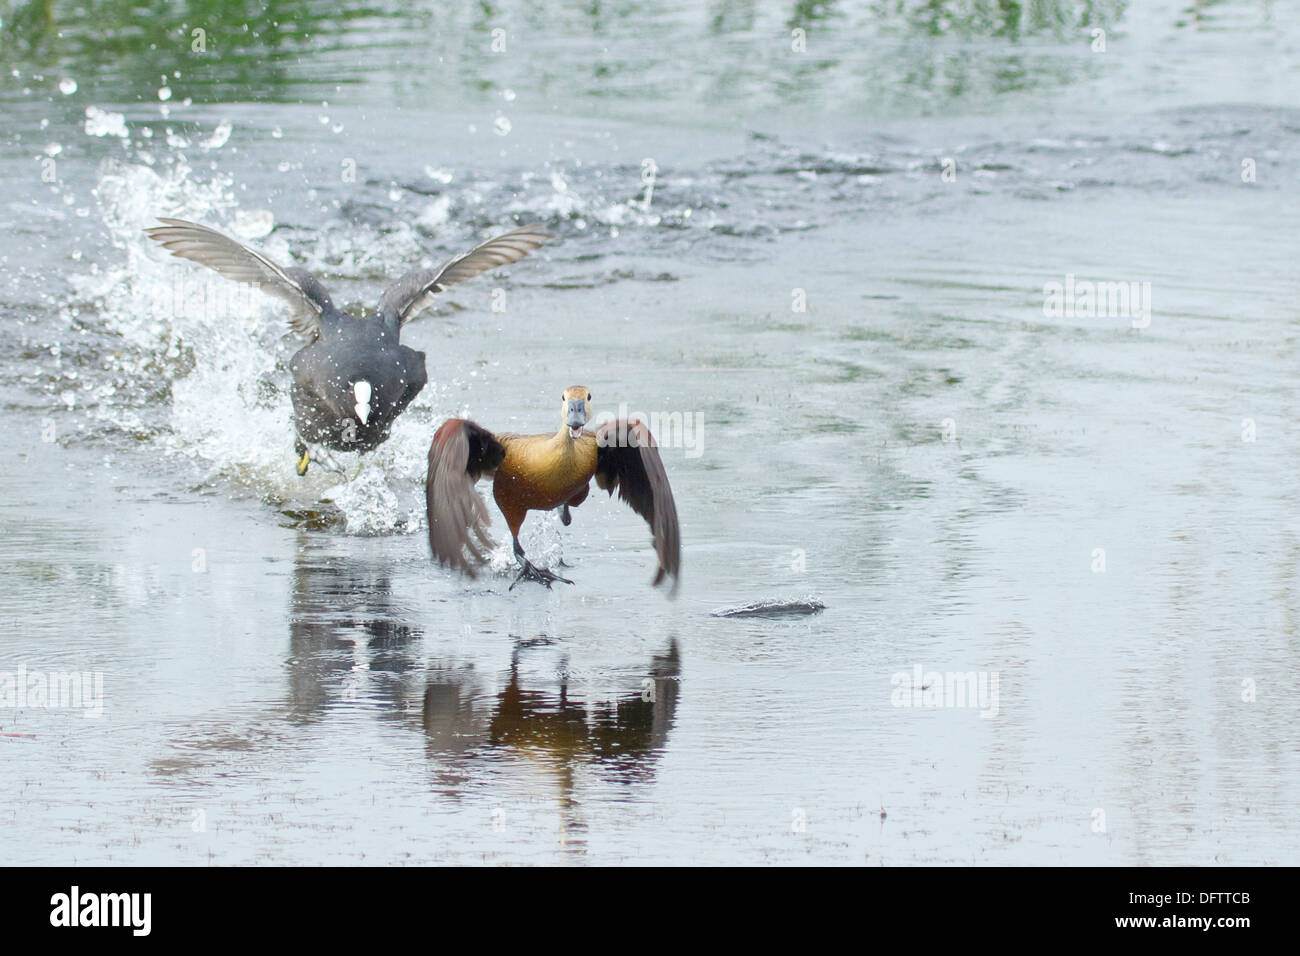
2, 0, 407, 100
1, 0, 1132, 110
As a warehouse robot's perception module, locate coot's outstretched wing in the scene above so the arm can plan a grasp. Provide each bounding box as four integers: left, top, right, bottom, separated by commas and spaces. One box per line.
379, 223, 550, 326
145, 218, 332, 340
426, 419, 507, 576
594, 419, 681, 594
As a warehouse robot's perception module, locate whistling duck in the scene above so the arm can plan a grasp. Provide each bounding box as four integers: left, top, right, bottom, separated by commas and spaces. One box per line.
145, 218, 550, 475
426, 386, 681, 592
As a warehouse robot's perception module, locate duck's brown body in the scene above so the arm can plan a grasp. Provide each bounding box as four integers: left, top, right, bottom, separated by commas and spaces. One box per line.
426, 386, 680, 591
493, 430, 596, 533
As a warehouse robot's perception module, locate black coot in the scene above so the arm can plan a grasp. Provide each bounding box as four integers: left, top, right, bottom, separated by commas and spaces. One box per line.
145, 218, 550, 474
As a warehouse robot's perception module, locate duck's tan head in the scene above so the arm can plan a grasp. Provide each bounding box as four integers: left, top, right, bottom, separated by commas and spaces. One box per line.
560, 385, 591, 439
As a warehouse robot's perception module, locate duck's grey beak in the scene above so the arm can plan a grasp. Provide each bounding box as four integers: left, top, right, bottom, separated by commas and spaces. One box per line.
566, 400, 587, 438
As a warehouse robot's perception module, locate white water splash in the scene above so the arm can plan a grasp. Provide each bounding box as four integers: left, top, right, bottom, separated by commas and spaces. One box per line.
199, 119, 232, 150
74, 154, 444, 533
84, 106, 127, 138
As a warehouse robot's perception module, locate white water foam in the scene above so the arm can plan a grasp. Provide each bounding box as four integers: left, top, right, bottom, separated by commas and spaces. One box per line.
74, 142, 444, 535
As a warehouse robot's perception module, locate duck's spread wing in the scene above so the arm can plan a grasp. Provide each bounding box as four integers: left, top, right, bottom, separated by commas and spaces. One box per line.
144, 218, 332, 340
379, 223, 551, 326
594, 419, 681, 593
426, 419, 507, 575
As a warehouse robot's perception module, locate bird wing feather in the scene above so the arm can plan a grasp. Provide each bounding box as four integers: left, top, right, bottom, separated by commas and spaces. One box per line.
144, 218, 332, 340
426, 419, 507, 575
379, 223, 551, 326
594, 419, 681, 593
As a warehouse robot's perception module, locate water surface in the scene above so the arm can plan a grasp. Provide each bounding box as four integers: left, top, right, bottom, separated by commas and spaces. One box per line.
1, 0, 1297, 864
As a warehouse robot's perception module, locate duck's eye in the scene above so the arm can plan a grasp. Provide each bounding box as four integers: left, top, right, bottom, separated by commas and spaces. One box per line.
587, 393, 592, 401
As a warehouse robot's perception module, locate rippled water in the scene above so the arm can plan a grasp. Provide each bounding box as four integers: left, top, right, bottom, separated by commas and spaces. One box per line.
2, 0, 1298, 864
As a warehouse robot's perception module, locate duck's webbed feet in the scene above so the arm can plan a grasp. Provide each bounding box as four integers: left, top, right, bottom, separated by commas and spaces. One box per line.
510, 560, 573, 590
509, 536, 573, 590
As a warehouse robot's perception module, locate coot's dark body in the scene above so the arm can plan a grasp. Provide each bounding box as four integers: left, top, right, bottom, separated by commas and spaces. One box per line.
145, 218, 549, 473
287, 312, 427, 452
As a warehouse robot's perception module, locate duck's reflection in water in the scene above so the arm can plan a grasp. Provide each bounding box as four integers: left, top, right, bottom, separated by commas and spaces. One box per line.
160, 539, 683, 851
419, 638, 681, 774
416, 638, 681, 853
288, 534, 680, 761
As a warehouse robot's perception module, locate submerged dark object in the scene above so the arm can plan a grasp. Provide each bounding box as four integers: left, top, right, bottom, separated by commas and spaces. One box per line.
426, 386, 680, 592
145, 217, 550, 475
711, 599, 825, 618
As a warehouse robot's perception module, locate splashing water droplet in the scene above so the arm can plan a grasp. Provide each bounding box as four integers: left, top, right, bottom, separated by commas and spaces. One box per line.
84, 106, 128, 138
199, 119, 232, 150
230, 209, 275, 240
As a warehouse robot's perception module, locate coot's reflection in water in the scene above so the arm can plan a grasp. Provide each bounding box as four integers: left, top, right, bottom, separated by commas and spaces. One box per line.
285, 536, 424, 724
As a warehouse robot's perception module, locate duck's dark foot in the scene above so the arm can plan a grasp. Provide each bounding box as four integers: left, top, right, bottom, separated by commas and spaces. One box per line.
509, 558, 574, 591
559, 504, 572, 526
